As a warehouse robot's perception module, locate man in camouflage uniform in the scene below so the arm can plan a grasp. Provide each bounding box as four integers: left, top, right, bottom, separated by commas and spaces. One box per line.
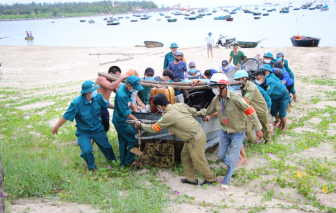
197, 73, 263, 191
233, 70, 273, 144
135, 93, 216, 186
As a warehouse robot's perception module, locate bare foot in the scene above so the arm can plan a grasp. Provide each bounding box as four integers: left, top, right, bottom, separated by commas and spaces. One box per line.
235, 158, 245, 168
274, 120, 281, 127
243, 159, 249, 165
132, 159, 140, 165
269, 124, 274, 135
281, 127, 286, 132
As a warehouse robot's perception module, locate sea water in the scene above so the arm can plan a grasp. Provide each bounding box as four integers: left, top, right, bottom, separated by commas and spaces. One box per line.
0, 2, 335, 48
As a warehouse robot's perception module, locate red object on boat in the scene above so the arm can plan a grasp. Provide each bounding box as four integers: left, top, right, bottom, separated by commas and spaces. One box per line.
226, 18, 233, 21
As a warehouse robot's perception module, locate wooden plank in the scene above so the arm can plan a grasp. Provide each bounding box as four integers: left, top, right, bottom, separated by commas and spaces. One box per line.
99, 57, 134, 65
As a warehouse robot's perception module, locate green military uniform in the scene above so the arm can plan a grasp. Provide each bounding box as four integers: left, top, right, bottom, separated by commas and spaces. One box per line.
241, 81, 271, 143
197, 89, 262, 133
141, 103, 216, 183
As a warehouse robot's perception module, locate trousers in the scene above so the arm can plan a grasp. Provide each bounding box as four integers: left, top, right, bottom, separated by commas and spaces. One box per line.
77, 125, 116, 170
181, 131, 216, 182
217, 130, 245, 186
246, 111, 271, 143
113, 122, 137, 166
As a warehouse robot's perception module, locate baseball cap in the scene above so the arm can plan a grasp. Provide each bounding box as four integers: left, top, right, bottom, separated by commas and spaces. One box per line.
189, 61, 196, 67
81, 80, 99, 94
144, 67, 154, 75
222, 60, 229, 66
126, 69, 139, 77
174, 51, 182, 56
127, 75, 143, 91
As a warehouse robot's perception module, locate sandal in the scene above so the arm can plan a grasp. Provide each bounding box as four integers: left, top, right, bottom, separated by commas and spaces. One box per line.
220, 184, 229, 191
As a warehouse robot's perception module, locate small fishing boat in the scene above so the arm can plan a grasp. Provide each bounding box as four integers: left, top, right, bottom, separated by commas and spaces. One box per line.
262, 8, 266, 10
144, 41, 164, 47
131, 20, 138, 22
140, 17, 149, 20
254, 17, 261, 19
134, 14, 141, 17
184, 17, 190, 19
263, 13, 269, 16
103, 18, 107, 20
157, 19, 161, 21
165, 16, 171, 18
309, 7, 315, 10
126, 16, 130, 19
230, 11, 236, 14
253, 12, 261, 15
107, 21, 120, 25
293, 8, 300, 10
80, 20, 86, 22
236, 38, 267, 48
196, 15, 203, 18
159, 13, 165, 16
290, 36, 320, 47
25, 36, 34, 40
280, 10, 289, 13
167, 18, 177, 22
267, 9, 273, 12
321, 7, 329, 11
88, 19, 95, 24
226, 17, 233, 21
51, 21, 55, 23
207, 13, 212, 15
214, 15, 231, 20
118, 17, 123, 19
188, 17, 196, 20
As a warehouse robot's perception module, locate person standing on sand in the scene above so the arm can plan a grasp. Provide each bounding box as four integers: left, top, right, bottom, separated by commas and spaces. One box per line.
51, 81, 117, 173
135, 93, 217, 186
26, 31, 29, 37
229, 44, 245, 69
254, 70, 289, 132
197, 73, 263, 191
163, 43, 186, 71
205, 32, 214, 58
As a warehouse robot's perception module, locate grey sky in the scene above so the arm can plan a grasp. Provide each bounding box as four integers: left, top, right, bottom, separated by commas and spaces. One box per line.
3, 0, 306, 7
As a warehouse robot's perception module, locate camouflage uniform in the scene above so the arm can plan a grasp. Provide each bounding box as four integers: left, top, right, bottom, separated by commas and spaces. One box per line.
141, 103, 216, 183
241, 81, 271, 143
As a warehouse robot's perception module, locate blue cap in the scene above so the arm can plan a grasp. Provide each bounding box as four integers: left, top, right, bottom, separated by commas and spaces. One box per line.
263, 51, 274, 59
233, 70, 248, 79
170, 43, 178, 48
174, 51, 182, 56
127, 75, 143, 91
81, 80, 99, 94
260, 64, 272, 72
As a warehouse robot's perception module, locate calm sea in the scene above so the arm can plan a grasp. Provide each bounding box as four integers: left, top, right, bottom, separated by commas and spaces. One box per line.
0, 2, 335, 48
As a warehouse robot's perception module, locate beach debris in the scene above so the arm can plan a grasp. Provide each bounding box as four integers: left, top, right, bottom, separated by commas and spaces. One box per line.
99, 57, 134, 65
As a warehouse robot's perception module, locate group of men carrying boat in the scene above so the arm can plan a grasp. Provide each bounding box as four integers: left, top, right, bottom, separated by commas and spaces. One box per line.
52, 43, 297, 191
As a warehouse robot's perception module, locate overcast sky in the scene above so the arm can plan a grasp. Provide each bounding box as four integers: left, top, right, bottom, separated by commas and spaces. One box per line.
3, 0, 306, 7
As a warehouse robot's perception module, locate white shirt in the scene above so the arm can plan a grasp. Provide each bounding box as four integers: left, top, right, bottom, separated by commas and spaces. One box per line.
205, 36, 215, 46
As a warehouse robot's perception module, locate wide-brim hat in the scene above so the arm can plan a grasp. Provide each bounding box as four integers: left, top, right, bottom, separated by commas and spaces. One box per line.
81, 80, 99, 94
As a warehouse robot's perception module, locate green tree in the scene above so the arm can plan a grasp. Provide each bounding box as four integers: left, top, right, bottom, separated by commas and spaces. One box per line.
52, 9, 59, 17
34, 7, 38, 15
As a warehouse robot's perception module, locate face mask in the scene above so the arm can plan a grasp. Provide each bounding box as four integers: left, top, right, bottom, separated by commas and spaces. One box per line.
90, 90, 97, 98
209, 34, 212, 37
157, 106, 163, 113
255, 80, 263, 85
168, 79, 173, 82
175, 59, 180, 62
223, 66, 229, 70
128, 85, 136, 93
189, 69, 196, 73
145, 77, 154, 81
212, 88, 220, 95
264, 59, 271, 64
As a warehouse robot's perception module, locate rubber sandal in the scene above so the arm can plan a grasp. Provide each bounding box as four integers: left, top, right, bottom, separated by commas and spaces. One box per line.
220, 184, 228, 191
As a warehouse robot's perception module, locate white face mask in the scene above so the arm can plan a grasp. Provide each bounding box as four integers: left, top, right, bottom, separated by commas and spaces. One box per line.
264, 59, 271, 64
255, 80, 263, 85
223, 66, 229, 70
157, 106, 164, 113
212, 88, 220, 95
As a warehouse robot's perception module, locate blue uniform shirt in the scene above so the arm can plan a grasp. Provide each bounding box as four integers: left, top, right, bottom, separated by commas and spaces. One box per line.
283, 59, 294, 80
112, 84, 132, 124
260, 77, 287, 100
163, 52, 184, 69
167, 60, 187, 80
271, 67, 293, 87
63, 93, 109, 134
256, 84, 272, 110
266, 72, 282, 82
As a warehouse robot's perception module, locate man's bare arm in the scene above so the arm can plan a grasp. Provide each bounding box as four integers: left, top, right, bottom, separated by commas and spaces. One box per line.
98, 74, 129, 91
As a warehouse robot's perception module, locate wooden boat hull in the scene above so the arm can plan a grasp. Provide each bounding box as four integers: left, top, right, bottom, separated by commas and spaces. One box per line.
140, 18, 149, 20
290, 36, 320, 47
226, 18, 233, 21
188, 17, 196, 20
165, 16, 171, 18
236, 41, 258, 48
80, 20, 86, 22
254, 17, 261, 19
107, 22, 120, 25
25, 37, 34, 40
167, 19, 177, 22
214, 15, 230, 20
130, 20, 138, 22
144, 41, 164, 47
263, 13, 269, 16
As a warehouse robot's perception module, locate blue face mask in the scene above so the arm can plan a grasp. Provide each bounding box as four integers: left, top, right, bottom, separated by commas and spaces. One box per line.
90, 90, 97, 98
189, 69, 196, 74
130, 89, 137, 93
209, 34, 212, 37
145, 77, 154, 81
157, 106, 163, 113
168, 80, 173, 82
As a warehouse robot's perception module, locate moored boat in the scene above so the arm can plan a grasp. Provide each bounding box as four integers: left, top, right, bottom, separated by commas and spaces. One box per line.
144, 41, 164, 47
130, 20, 138, 22
80, 20, 86, 22
107, 21, 120, 25
25, 36, 34, 40
263, 13, 269, 16
290, 35, 320, 47
226, 17, 233, 21
167, 18, 177, 22
140, 17, 149, 20
165, 15, 171, 18
88, 19, 95, 24
214, 15, 231, 20
293, 8, 300, 10
253, 12, 261, 15
188, 17, 196, 20
254, 17, 261, 19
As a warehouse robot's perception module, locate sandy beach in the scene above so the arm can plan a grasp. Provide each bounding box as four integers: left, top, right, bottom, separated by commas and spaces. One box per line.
1, 45, 336, 212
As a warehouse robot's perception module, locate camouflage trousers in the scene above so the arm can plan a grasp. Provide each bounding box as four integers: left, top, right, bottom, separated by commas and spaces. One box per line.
181, 131, 216, 182
246, 111, 271, 143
